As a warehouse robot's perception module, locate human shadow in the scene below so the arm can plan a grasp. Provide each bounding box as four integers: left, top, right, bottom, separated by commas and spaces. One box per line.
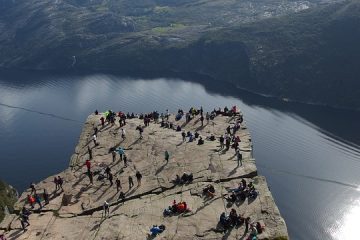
155, 161, 168, 175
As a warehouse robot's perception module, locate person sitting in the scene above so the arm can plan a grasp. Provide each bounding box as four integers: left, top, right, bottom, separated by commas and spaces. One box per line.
219, 212, 231, 230
176, 125, 181, 132
203, 184, 215, 198
180, 172, 193, 183
194, 132, 199, 138
172, 174, 181, 184
149, 225, 165, 236
224, 192, 237, 203
189, 134, 194, 142
209, 134, 215, 141
197, 137, 204, 145
229, 208, 239, 226
256, 222, 264, 234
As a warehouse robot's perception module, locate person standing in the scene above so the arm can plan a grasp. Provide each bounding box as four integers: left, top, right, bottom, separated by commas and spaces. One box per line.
112, 150, 116, 162
128, 176, 134, 189
103, 201, 110, 217
35, 194, 42, 209
85, 159, 91, 173
58, 176, 64, 191
219, 135, 224, 149
30, 183, 36, 195
93, 134, 97, 146
54, 177, 59, 191
115, 178, 122, 192
136, 171, 142, 186
88, 171, 93, 185
136, 125, 143, 139
245, 217, 250, 233
165, 150, 170, 162
181, 131, 186, 142
236, 149, 242, 166
121, 128, 126, 140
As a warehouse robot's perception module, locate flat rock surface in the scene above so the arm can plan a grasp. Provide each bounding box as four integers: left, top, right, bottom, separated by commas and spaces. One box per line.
2, 111, 288, 239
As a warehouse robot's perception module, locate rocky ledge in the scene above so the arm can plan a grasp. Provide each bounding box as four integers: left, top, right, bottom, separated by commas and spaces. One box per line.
0, 108, 288, 239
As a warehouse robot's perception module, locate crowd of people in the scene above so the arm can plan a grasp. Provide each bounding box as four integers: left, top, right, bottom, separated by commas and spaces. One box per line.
16, 105, 264, 239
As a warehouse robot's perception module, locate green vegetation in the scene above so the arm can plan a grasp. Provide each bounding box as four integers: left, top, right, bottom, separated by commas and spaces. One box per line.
0, 180, 17, 222
0, 0, 359, 109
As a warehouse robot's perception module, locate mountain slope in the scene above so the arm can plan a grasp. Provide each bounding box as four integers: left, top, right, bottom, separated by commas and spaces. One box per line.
0, 0, 359, 109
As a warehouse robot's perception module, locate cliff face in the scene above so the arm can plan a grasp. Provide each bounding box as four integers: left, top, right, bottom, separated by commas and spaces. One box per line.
0, 181, 17, 223
1, 110, 288, 239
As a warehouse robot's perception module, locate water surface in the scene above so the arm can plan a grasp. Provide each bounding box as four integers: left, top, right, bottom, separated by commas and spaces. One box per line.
0, 71, 359, 240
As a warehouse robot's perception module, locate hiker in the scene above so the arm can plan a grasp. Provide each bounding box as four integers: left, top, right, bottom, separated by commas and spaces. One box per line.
121, 128, 126, 140
35, 194, 42, 209
165, 150, 170, 162
103, 201, 110, 217
19, 213, 30, 232
57, 176, 63, 191
116, 178, 122, 192
200, 115, 204, 126
30, 183, 36, 195
95, 110, 99, 115
94, 126, 98, 136
225, 137, 231, 150
226, 125, 231, 135
219, 135, 224, 149
105, 166, 111, 179
136, 125, 143, 139
85, 159, 91, 172
117, 147, 125, 161
43, 189, 49, 205
53, 177, 59, 191
87, 146, 93, 159
236, 149, 242, 166
206, 112, 210, 122
136, 171, 142, 186
197, 137, 204, 145
181, 131, 186, 142
100, 116, 105, 127
245, 217, 251, 233
128, 176, 134, 189
108, 173, 113, 186
27, 194, 35, 208
224, 192, 237, 203
93, 134, 97, 146
112, 150, 116, 162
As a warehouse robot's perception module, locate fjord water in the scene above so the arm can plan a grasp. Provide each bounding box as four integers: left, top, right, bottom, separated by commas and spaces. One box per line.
0, 72, 359, 239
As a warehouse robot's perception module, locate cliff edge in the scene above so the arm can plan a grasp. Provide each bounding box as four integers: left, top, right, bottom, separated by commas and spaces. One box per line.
0, 108, 288, 239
